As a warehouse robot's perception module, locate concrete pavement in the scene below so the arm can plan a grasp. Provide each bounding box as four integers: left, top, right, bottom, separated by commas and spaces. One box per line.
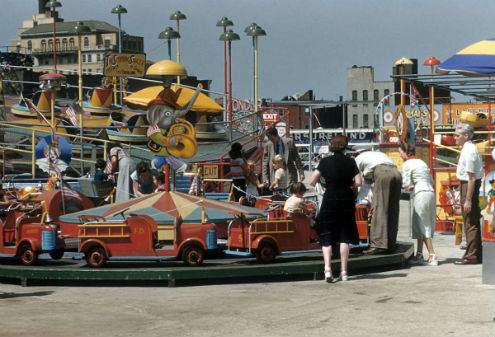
0, 200, 494, 337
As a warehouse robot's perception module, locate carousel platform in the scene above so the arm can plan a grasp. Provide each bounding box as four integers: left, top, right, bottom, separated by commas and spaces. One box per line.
0, 242, 413, 287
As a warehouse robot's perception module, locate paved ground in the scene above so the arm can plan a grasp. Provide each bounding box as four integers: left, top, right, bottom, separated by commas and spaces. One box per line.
1, 200, 494, 337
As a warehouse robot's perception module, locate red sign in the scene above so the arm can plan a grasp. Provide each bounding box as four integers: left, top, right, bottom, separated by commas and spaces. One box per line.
262, 112, 278, 122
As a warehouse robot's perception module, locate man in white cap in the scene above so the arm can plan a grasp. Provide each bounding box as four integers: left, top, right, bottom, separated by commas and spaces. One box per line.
353, 145, 402, 254
454, 123, 483, 265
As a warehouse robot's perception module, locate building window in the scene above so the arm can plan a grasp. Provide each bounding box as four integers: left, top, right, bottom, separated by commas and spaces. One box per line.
84, 36, 89, 49
362, 90, 368, 106
373, 89, 379, 106
62, 38, 67, 51
352, 90, 357, 107
363, 114, 369, 128
88, 69, 92, 74
82, 54, 86, 62
96, 54, 101, 62
352, 114, 358, 128
41, 39, 46, 51
55, 39, 60, 51
69, 38, 75, 49
104, 38, 110, 49
27, 40, 32, 52
48, 39, 53, 51
384, 89, 390, 105
88, 54, 92, 63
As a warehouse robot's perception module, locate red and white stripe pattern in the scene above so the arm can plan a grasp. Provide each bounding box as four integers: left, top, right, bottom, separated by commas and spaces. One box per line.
65, 105, 79, 127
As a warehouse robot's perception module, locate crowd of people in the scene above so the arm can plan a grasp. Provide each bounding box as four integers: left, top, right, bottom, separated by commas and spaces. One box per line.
226, 124, 486, 282
98, 123, 485, 282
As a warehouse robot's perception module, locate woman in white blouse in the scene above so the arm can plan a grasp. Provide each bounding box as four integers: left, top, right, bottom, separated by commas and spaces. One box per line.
399, 142, 438, 266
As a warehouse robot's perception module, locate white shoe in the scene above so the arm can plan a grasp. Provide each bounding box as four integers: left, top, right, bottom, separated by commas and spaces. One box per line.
409, 253, 425, 266
339, 271, 348, 281
426, 254, 438, 266
324, 271, 334, 283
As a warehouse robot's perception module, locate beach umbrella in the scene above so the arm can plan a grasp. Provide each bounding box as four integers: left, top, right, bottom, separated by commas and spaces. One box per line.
438, 38, 495, 75
59, 191, 265, 226
124, 85, 223, 114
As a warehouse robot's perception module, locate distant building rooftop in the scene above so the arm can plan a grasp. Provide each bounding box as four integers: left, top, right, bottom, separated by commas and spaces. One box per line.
20, 20, 120, 38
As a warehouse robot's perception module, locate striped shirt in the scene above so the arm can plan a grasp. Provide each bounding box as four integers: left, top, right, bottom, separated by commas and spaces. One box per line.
230, 158, 247, 180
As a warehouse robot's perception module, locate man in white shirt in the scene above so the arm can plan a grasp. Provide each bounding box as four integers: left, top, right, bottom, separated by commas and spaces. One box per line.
454, 123, 483, 265
354, 145, 402, 254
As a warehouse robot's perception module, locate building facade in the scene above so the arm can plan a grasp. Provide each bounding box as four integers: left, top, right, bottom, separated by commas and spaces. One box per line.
10, 3, 143, 76
346, 65, 394, 129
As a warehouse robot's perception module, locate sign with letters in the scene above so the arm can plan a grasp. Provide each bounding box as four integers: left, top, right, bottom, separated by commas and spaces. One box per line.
104, 53, 146, 77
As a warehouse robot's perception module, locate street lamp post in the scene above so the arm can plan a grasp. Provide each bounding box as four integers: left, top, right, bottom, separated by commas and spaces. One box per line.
45, 0, 62, 72
245, 23, 266, 131
169, 10, 186, 84
111, 4, 127, 105
69, 21, 91, 108
216, 17, 234, 122
219, 29, 240, 141
158, 26, 180, 60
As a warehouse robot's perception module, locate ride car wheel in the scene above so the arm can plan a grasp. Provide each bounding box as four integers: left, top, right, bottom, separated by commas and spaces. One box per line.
85, 247, 107, 268
255, 242, 276, 263
49, 248, 64, 260
182, 246, 204, 266
19, 243, 38, 266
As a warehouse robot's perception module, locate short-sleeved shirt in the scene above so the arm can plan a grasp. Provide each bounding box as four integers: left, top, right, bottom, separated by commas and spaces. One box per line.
130, 170, 154, 195
230, 157, 247, 180
273, 167, 287, 190
456, 141, 483, 181
354, 151, 395, 180
317, 152, 359, 199
284, 196, 307, 213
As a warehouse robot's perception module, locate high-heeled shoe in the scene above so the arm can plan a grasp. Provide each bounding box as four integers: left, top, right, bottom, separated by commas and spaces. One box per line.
324, 270, 334, 283
339, 271, 348, 281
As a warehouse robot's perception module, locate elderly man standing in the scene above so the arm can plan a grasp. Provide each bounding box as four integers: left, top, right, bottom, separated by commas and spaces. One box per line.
262, 127, 305, 187
454, 123, 483, 265
354, 145, 402, 254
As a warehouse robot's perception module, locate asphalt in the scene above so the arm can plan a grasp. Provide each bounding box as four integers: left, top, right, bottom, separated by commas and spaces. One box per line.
0, 199, 494, 336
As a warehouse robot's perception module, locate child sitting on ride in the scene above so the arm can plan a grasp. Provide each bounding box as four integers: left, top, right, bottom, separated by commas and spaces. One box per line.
153, 170, 166, 192
94, 159, 108, 182
284, 182, 315, 226
269, 155, 287, 195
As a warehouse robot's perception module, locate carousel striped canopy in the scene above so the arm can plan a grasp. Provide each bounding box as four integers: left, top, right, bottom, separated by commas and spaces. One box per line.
438, 38, 495, 75
59, 191, 266, 225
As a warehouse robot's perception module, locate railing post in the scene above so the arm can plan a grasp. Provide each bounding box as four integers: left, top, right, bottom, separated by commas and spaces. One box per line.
31, 129, 35, 178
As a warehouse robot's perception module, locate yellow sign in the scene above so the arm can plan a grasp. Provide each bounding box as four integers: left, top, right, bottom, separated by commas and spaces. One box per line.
104, 53, 146, 77
203, 165, 218, 179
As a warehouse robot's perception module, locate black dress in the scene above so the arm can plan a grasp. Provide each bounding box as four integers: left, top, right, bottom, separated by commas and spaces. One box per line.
316, 152, 359, 246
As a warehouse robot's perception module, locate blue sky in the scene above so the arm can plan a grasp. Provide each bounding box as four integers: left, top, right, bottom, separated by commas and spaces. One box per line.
1, 0, 493, 101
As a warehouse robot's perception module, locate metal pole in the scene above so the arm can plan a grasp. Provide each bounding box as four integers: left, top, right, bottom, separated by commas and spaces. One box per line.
52, 11, 57, 71
309, 106, 313, 172
118, 13, 123, 105
77, 36, 83, 106
176, 20, 181, 85
31, 130, 36, 178
228, 40, 233, 142
253, 36, 259, 131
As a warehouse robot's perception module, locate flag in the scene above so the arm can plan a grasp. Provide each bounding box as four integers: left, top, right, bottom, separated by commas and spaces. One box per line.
65, 105, 79, 127
189, 173, 199, 195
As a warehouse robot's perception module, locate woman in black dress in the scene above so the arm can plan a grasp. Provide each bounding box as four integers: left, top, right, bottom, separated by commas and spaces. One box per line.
309, 135, 362, 282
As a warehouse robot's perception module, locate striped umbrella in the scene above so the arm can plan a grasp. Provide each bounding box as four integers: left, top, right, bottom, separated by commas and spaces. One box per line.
438, 38, 495, 75
59, 191, 265, 226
